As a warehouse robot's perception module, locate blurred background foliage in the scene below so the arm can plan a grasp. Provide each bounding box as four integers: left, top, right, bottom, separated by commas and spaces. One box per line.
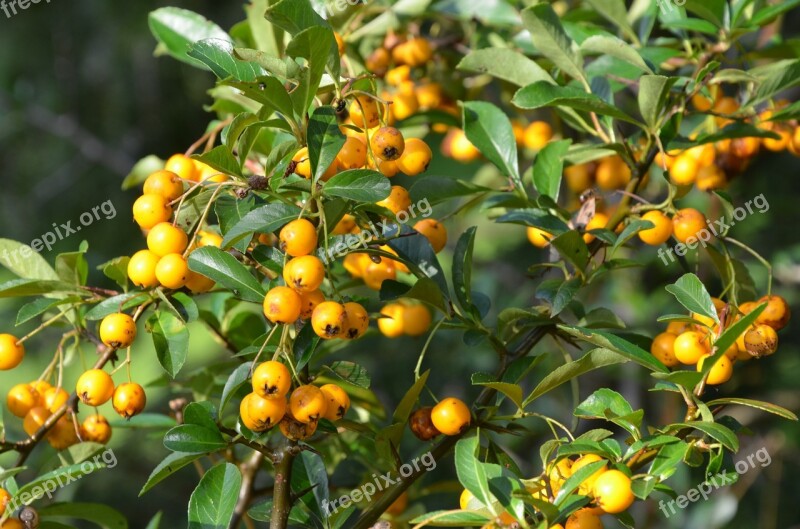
0, 1, 799, 528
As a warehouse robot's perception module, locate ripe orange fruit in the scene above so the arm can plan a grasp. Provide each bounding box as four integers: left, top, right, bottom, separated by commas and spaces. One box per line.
147, 222, 188, 257
289, 385, 328, 423
132, 194, 172, 230
319, 384, 350, 421
638, 211, 673, 246
99, 313, 137, 349
311, 301, 347, 339
592, 470, 635, 514
0, 334, 24, 370
697, 354, 734, 385
672, 208, 706, 243
283, 256, 326, 293
650, 332, 679, 367
414, 219, 447, 253
263, 286, 302, 324
155, 254, 190, 290
112, 382, 147, 419
430, 397, 470, 436
128, 249, 161, 288
673, 330, 710, 364
143, 170, 184, 201
76, 369, 115, 406
279, 219, 318, 257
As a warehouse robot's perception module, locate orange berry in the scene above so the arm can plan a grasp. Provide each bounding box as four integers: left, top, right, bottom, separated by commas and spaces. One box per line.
430, 397, 470, 436
263, 286, 302, 324
672, 208, 707, 243
0, 334, 24, 370
279, 219, 318, 257
283, 255, 326, 293
650, 332, 680, 367
143, 170, 184, 201
638, 211, 673, 246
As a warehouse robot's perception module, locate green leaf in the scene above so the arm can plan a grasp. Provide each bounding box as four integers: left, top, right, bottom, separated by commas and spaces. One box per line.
148, 7, 230, 66
749, 0, 800, 26
55, 245, 88, 286
684, 0, 726, 28
496, 209, 570, 234
16, 296, 81, 326
164, 424, 226, 454
409, 176, 491, 206
453, 227, 477, 314
98, 256, 130, 290
0, 278, 86, 298
291, 451, 329, 523
38, 503, 128, 529
85, 292, 150, 321
223, 77, 295, 119
392, 370, 430, 424
751, 59, 800, 104
145, 512, 163, 529
580, 36, 652, 74
323, 169, 391, 202
705, 398, 798, 421
220, 362, 253, 414
584, 0, 639, 41
575, 388, 643, 437
220, 202, 301, 249
264, 0, 328, 35
513, 82, 641, 125
638, 75, 678, 129
455, 436, 504, 509
0, 238, 59, 280
521, 4, 586, 84
665, 273, 719, 325
121, 155, 164, 190
191, 146, 241, 178
187, 247, 265, 303
536, 277, 581, 316
612, 219, 655, 253
286, 26, 337, 119
670, 421, 739, 452
472, 373, 523, 409
187, 463, 242, 529
233, 48, 300, 79
462, 102, 522, 191
554, 460, 607, 505
148, 310, 189, 378
187, 39, 266, 81
648, 441, 689, 481
533, 139, 571, 201
140, 452, 204, 496
558, 325, 669, 373
215, 195, 256, 253
409, 511, 492, 526
457, 47, 555, 87
308, 106, 346, 182
12, 462, 107, 507
550, 230, 590, 271
523, 348, 628, 406
323, 361, 370, 389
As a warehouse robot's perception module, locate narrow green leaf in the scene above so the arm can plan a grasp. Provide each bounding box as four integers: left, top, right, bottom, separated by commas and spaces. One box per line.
665, 273, 719, 325
524, 349, 627, 406
522, 4, 586, 84
457, 48, 555, 87
533, 139, 571, 201
462, 102, 522, 191
187, 247, 265, 303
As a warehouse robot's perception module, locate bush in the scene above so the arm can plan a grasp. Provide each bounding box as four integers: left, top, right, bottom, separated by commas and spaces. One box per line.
0, 1, 798, 528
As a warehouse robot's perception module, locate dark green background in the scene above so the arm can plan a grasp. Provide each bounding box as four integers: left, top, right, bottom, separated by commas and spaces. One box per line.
1, 1, 799, 528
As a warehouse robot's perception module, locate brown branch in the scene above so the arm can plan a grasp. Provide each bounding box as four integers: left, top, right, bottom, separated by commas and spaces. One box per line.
270, 443, 299, 529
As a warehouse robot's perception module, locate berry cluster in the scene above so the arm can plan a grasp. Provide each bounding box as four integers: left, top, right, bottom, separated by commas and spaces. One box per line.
239, 360, 350, 441
651, 295, 790, 384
